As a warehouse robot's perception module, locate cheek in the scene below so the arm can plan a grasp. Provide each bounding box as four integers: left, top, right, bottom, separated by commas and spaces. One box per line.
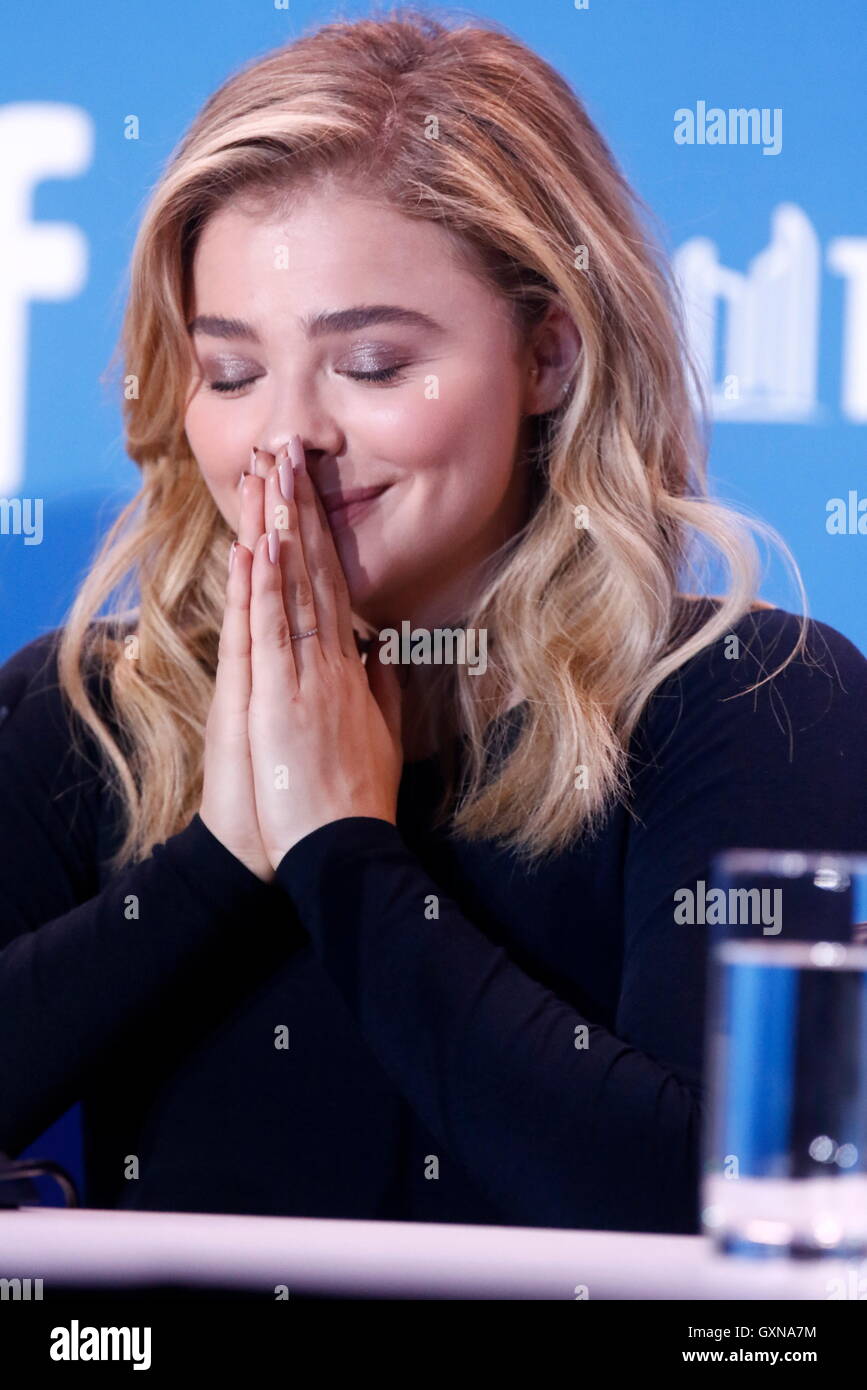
184, 397, 245, 505
384, 380, 517, 513
379, 375, 507, 476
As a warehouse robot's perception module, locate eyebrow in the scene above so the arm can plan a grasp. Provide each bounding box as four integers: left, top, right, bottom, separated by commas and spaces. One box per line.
186, 304, 445, 342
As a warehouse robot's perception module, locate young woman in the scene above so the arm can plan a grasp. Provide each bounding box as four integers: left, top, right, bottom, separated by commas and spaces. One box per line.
1, 10, 865, 1236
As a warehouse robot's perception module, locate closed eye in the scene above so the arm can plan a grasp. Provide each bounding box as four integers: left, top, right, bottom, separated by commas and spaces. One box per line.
207, 376, 260, 394
206, 364, 408, 394
343, 364, 406, 384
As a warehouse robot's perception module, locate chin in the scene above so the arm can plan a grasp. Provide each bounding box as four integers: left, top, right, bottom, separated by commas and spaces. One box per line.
340, 561, 387, 616
347, 571, 413, 632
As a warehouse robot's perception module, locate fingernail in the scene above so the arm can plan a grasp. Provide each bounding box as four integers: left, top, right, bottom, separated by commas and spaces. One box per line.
228, 540, 237, 574
251, 447, 271, 479
288, 434, 306, 475
267, 529, 279, 564
278, 450, 294, 501
238, 470, 249, 491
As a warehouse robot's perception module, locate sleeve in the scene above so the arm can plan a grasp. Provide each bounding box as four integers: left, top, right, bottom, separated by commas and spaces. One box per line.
0, 631, 282, 1157
273, 610, 867, 1234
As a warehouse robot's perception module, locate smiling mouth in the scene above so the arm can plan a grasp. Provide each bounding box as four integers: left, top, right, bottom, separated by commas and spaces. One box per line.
321, 484, 391, 531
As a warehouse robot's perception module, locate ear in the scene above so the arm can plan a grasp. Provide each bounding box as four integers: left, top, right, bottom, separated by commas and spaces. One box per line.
524, 302, 582, 415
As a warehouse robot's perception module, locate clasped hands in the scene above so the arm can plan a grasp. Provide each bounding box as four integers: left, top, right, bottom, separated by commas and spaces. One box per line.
199, 438, 403, 884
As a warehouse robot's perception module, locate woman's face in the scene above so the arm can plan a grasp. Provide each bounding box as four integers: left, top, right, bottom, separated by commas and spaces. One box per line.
184, 181, 553, 631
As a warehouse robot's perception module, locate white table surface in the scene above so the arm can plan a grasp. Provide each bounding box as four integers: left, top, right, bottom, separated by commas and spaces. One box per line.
0, 1208, 862, 1299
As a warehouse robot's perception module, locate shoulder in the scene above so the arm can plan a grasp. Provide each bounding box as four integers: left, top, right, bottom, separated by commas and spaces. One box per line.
0, 619, 140, 862
0, 621, 135, 912
0, 616, 132, 751
634, 598, 866, 788
0, 628, 98, 861
0, 627, 66, 733
626, 600, 867, 854
648, 598, 863, 722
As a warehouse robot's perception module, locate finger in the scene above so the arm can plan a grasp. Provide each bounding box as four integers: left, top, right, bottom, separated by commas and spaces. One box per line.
288, 438, 358, 662
251, 445, 273, 479
266, 460, 321, 682
249, 529, 299, 706
275, 450, 343, 663
237, 468, 266, 554
264, 462, 330, 663
213, 540, 253, 725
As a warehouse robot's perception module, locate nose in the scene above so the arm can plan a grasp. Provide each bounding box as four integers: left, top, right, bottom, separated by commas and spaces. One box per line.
256, 391, 344, 483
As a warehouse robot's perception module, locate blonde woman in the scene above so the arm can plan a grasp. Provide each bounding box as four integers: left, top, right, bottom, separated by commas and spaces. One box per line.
1, 9, 865, 1235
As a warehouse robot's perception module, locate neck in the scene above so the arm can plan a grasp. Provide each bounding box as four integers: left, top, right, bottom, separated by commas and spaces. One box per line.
399, 663, 453, 763
396, 644, 525, 764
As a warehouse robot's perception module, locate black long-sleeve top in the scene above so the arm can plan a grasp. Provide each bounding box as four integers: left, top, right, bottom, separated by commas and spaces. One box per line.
1, 599, 865, 1233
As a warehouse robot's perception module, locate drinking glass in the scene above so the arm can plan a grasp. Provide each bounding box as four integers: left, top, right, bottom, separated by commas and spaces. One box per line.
702, 849, 867, 1258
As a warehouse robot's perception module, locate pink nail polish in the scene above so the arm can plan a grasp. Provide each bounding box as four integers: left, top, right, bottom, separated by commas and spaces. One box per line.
228, 540, 237, 574
278, 453, 294, 501
267, 529, 279, 564
288, 434, 306, 475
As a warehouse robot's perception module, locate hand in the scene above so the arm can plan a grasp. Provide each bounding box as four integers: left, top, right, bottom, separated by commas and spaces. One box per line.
247, 442, 404, 870
199, 461, 275, 883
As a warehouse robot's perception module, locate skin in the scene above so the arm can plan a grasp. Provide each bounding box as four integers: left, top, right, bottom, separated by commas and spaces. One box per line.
187, 179, 579, 879
199, 455, 406, 882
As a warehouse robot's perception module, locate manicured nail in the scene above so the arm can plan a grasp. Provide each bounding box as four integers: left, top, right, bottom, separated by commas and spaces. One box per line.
278, 448, 294, 501
288, 434, 306, 476
267, 529, 279, 564
251, 447, 271, 479
228, 539, 237, 574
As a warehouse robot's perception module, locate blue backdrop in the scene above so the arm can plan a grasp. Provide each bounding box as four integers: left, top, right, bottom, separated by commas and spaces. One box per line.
1, 0, 864, 1202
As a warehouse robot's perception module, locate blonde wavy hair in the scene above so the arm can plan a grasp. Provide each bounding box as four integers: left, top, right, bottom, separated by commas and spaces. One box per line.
58, 5, 809, 874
